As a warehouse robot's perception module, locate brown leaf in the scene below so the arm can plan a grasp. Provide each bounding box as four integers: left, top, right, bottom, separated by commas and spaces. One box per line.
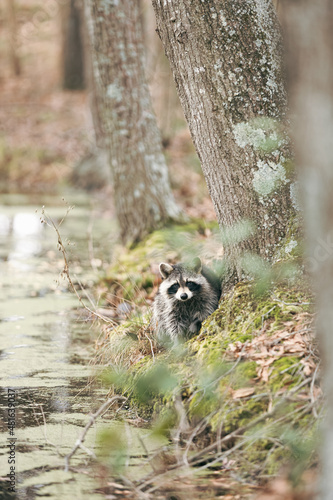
303, 364, 313, 376
232, 387, 255, 399
228, 343, 237, 352
256, 358, 277, 366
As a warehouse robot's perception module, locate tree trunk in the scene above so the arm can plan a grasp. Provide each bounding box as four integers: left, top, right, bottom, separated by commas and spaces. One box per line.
6, 0, 21, 76
69, 0, 111, 193
61, 0, 85, 90
151, 0, 296, 272
142, 0, 184, 141
84, 0, 181, 244
281, 2, 333, 498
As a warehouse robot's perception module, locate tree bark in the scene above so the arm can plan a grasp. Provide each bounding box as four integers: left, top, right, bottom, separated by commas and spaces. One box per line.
151, 0, 296, 272
281, 2, 333, 498
84, 0, 181, 244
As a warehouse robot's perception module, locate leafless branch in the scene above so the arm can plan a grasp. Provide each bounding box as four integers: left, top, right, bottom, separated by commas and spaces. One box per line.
41, 208, 118, 326
64, 395, 127, 472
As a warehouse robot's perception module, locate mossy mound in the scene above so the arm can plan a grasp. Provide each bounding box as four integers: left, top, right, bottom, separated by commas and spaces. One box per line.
191, 281, 312, 371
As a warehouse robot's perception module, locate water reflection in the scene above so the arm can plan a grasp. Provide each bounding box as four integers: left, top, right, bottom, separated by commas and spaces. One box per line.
0, 213, 11, 235
12, 213, 42, 236
0, 212, 43, 265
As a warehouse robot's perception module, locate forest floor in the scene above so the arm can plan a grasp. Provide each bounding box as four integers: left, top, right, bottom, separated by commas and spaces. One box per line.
0, 2, 320, 499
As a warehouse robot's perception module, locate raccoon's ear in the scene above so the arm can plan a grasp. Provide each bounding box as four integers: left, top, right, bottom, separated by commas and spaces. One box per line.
192, 257, 202, 273
159, 263, 173, 279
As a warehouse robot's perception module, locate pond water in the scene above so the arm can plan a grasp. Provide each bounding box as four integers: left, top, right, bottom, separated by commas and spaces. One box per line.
0, 194, 159, 499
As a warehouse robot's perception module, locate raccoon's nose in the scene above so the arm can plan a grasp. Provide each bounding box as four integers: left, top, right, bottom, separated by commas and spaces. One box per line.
180, 293, 188, 300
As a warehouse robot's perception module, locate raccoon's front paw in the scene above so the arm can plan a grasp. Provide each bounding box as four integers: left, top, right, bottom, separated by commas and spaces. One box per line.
189, 319, 202, 335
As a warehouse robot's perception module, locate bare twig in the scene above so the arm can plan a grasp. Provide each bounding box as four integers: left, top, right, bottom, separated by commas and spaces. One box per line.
216, 416, 224, 455
119, 475, 151, 499
144, 331, 155, 361
182, 416, 210, 466
173, 393, 191, 465
79, 443, 96, 459
39, 404, 59, 451
74, 274, 101, 311
261, 305, 276, 329
41, 208, 118, 326
138, 434, 157, 471
271, 293, 312, 307
144, 437, 247, 496
64, 395, 127, 472
146, 401, 317, 495
135, 380, 321, 494
310, 364, 320, 418
188, 342, 248, 408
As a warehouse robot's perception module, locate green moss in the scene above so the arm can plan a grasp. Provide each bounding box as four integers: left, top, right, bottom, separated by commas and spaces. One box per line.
189, 391, 221, 419
269, 357, 303, 392
223, 399, 269, 435
230, 361, 257, 389
151, 407, 178, 438
192, 280, 311, 350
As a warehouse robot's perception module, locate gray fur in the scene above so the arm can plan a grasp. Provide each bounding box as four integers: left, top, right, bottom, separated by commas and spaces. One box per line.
153, 258, 221, 343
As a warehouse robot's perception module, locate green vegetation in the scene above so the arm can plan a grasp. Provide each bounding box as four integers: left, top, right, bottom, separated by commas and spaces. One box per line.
94, 223, 320, 494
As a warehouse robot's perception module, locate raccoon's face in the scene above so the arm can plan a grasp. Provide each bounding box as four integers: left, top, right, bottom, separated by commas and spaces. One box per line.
158, 259, 205, 302
166, 278, 201, 302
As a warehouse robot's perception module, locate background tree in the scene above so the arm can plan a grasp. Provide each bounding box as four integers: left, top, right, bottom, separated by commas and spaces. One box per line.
6, 0, 20, 76
151, 0, 296, 276
70, 0, 111, 191
142, 0, 184, 141
282, 2, 333, 498
84, 0, 181, 244
61, 0, 85, 90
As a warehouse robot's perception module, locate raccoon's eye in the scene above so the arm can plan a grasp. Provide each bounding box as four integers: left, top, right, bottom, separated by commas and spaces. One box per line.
186, 281, 201, 292
167, 283, 180, 295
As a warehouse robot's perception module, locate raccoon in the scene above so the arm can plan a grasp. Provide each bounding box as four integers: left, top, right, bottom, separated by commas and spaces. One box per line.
153, 257, 221, 343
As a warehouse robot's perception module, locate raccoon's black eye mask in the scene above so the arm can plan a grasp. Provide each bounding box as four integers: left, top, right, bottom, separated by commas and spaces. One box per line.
186, 281, 201, 291
167, 281, 201, 295
167, 283, 180, 295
